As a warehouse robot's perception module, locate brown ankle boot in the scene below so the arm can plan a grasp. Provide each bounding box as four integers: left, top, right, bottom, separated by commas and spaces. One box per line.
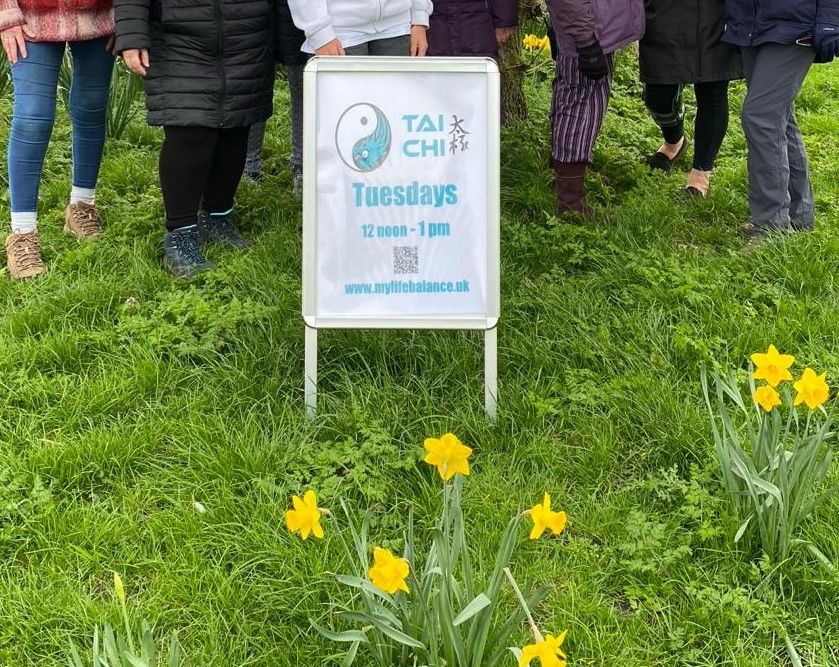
553, 162, 592, 217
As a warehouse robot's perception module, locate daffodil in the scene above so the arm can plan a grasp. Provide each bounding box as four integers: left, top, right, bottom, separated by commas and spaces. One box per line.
539, 36, 551, 51
519, 631, 567, 667
753, 385, 782, 413
751, 345, 795, 387
523, 34, 538, 49
113, 572, 125, 605
793, 368, 830, 410
285, 490, 325, 540
368, 547, 410, 595
423, 433, 472, 481
526, 493, 567, 540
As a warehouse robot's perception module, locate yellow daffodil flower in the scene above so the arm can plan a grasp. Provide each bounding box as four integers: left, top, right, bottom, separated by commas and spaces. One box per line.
753, 385, 782, 413
423, 433, 472, 481
523, 34, 551, 53
285, 490, 325, 540
751, 345, 795, 387
519, 631, 568, 667
368, 547, 410, 595
793, 368, 830, 410
527, 492, 567, 540
113, 572, 126, 605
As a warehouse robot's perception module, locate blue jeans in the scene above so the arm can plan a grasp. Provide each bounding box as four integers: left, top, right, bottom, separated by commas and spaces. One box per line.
8, 38, 114, 213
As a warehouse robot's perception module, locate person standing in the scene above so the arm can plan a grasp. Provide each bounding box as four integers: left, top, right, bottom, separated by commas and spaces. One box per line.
115, 0, 275, 277
1, 0, 114, 280
546, 0, 645, 215
723, 0, 838, 238
244, 0, 309, 197
427, 0, 518, 60
640, 0, 742, 198
288, 0, 432, 57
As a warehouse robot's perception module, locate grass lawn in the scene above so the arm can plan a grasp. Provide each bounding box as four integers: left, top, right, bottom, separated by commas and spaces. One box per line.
0, 53, 837, 666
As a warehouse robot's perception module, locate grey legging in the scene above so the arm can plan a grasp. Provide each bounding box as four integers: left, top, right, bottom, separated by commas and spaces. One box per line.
245, 64, 305, 177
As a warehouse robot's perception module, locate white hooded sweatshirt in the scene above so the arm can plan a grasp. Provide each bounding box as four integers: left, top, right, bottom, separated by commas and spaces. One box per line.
288, 0, 433, 53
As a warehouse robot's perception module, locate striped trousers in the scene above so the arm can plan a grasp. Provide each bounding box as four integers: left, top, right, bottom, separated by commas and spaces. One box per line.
550, 51, 615, 165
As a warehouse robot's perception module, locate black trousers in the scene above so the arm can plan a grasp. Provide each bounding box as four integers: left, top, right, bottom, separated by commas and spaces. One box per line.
643, 81, 730, 172
160, 126, 250, 231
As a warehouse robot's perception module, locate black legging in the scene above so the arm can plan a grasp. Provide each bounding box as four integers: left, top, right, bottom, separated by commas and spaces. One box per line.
160, 126, 250, 231
643, 81, 730, 172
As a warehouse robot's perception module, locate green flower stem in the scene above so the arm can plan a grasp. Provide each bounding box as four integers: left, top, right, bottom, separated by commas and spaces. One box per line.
120, 599, 136, 656
503, 568, 542, 642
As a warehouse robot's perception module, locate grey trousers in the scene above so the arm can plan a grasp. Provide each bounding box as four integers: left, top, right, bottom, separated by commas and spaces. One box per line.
343, 34, 410, 56
741, 44, 815, 230
245, 64, 305, 178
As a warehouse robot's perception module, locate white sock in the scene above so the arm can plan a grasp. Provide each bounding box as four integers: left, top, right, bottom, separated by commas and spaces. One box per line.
70, 186, 96, 206
10, 212, 37, 235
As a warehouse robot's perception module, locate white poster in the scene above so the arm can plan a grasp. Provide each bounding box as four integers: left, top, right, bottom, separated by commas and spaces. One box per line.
303, 58, 500, 329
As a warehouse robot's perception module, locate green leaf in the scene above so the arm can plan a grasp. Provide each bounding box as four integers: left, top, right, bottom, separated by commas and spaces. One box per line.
453, 593, 492, 626
168, 633, 182, 667
124, 651, 150, 667
335, 574, 395, 603
783, 634, 804, 667
734, 514, 753, 543
342, 640, 361, 667
310, 619, 369, 644
67, 639, 84, 667
366, 615, 426, 650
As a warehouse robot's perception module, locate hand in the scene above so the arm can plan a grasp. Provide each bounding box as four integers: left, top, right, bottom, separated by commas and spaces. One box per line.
495, 27, 516, 45
1, 24, 36, 64
315, 39, 345, 56
576, 40, 608, 80
123, 48, 150, 77
410, 25, 428, 56
814, 25, 839, 63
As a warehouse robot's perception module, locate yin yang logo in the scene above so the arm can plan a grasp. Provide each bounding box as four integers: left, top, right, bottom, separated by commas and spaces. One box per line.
335, 103, 392, 172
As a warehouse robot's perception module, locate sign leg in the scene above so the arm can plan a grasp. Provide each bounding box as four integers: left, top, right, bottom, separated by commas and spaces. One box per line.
485, 327, 498, 421
305, 326, 318, 420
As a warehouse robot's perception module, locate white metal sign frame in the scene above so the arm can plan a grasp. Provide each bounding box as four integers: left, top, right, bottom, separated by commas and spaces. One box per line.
302, 56, 501, 419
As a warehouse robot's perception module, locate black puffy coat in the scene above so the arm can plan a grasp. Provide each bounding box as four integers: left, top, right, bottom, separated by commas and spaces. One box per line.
274, 0, 307, 65
639, 0, 742, 84
114, 0, 275, 128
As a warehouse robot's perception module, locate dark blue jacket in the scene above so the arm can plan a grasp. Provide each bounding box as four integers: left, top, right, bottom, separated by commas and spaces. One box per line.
723, 0, 839, 59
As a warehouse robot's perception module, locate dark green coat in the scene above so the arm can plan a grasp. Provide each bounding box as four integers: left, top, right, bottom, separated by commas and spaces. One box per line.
639, 0, 742, 84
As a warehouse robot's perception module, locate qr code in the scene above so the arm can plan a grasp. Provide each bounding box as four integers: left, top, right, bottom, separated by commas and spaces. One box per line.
393, 246, 419, 275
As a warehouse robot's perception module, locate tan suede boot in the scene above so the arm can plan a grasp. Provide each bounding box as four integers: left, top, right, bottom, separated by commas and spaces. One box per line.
64, 202, 104, 239
5, 232, 45, 280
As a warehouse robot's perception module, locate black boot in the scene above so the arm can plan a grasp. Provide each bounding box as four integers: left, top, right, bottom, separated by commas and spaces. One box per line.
164, 225, 214, 278
198, 210, 251, 248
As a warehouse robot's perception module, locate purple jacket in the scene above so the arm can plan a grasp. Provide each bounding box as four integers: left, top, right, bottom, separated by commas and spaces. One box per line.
428, 0, 519, 58
546, 0, 645, 55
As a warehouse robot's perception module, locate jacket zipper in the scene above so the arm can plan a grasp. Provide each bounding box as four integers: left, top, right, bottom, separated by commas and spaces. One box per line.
215, 0, 226, 127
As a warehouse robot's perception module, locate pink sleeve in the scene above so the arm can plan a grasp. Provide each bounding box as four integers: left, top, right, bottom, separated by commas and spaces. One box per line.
0, 0, 25, 32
